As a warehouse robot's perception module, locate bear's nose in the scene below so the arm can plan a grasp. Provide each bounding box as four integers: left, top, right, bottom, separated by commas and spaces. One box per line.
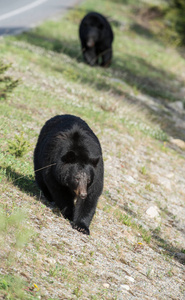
87, 38, 94, 48
80, 192, 87, 199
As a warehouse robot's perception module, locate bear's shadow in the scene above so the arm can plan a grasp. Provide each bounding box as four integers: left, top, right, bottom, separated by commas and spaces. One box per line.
16, 32, 82, 62
0, 165, 61, 214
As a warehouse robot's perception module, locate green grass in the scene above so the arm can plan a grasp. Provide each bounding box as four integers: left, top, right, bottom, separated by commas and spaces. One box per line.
0, 207, 36, 299
0, 274, 40, 300
0, 0, 185, 298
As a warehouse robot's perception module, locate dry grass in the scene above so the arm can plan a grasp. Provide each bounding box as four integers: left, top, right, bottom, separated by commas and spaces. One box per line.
0, 0, 185, 299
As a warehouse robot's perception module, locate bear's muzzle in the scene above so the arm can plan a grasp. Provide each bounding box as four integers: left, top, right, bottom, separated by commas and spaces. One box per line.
74, 172, 88, 200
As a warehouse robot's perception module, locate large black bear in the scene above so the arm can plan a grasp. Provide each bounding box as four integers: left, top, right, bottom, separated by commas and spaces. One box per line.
79, 12, 113, 67
34, 114, 104, 235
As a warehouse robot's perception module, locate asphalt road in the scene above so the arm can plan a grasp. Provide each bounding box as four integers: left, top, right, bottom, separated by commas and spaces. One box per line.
0, 0, 81, 36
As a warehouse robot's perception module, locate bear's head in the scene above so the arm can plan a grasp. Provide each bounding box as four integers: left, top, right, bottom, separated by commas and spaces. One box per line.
56, 150, 99, 200
83, 16, 104, 48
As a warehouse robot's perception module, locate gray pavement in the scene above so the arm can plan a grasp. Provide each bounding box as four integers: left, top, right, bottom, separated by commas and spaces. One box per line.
0, 0, 81, 36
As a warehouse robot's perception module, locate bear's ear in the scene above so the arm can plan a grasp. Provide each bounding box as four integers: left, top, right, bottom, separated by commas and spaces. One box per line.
62, 151, 76, 163
90, 156, 100, 168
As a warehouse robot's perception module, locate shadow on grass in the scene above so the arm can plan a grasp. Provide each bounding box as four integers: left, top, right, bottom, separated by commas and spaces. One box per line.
108, 0, 137, 4
120, 91, 185, 142
112, 54, 183, 102
130, 23, 157, 41
16, 32, 82, 60
14, 28, 185, 142
1, 165, 39, 197
0, 165, 71, 220
178, 47, 185, 60
160, 207, 185, 237
151, 233, 185, 265
15, 29, 183, 101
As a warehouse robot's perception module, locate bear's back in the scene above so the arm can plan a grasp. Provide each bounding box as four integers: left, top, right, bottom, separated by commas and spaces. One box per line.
42, 115, 100, 145
34, 115, 102, 164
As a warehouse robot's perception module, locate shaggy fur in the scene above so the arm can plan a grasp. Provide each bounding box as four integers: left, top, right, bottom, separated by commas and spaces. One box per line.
34, 114, 104, 235
79, 12, 113, 67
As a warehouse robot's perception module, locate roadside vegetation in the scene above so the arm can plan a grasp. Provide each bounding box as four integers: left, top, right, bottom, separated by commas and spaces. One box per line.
0, 60, 19, 99
0, 0, 185, 299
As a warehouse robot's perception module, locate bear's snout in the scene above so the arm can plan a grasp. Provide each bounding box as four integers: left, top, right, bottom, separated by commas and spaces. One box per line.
79, 191, 87, 200
74, 172, 88, 200
74, 185, 87, 200
87, 37, 95, 48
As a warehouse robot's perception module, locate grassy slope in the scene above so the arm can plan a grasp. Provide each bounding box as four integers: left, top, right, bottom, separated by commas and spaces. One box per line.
0, 0, 185, 299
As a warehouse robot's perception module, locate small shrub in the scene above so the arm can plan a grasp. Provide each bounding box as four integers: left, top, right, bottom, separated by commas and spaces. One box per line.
8, 133, 30, 157
0, 60, 19, 99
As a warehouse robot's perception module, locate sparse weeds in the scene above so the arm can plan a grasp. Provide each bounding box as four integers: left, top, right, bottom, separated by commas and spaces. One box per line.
140, 165, 147, 175
160, 141, 168, 153
73, 286, 83, 298
145, 183, 153, 191
103, 204, 112, 213
140, 227, 152, 244
153, 225, 161, 234
146, 267, 154, 278
114, 209, 152, 243
63, 67, 79, 81
0, 207, 34, 249
121, 117, 168, 141
115, 211, 132, 226
167, 267, 173, 277
49, 264, 61, 278
77, 254, 87, 265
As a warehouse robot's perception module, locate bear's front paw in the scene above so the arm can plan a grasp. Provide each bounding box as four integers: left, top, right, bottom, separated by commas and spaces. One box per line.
72, 223, 90, 235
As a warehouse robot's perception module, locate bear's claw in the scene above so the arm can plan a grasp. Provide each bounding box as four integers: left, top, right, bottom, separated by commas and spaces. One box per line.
72, 223, 90, 235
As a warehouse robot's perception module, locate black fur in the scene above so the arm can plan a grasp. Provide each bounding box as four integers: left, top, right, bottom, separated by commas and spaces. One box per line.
34, 114, 104, 235
79, 12, 113, 67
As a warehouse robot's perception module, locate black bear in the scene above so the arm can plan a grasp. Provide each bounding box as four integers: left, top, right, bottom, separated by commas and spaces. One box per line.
79, 12, 113, 67
34, 114, 104, 235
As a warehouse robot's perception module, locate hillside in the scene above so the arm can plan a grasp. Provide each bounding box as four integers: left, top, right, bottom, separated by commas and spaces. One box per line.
0, 0, 185, 299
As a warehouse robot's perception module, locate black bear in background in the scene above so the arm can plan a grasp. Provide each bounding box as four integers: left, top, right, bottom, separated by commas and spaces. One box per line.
34, 114, 104, 235
79, 12, 114, 67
